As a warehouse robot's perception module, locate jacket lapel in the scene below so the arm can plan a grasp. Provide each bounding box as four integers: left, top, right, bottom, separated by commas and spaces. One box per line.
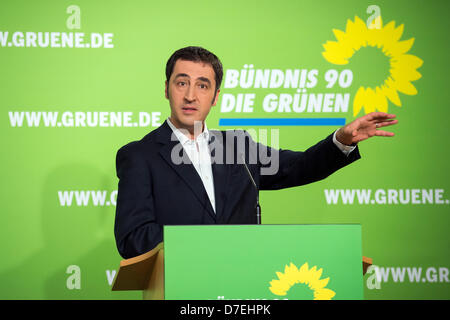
156, 121, 216, 221
209, 130, 230, 222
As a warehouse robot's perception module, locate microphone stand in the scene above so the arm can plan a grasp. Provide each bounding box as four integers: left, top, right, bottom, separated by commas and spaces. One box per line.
241, 155, 261, 225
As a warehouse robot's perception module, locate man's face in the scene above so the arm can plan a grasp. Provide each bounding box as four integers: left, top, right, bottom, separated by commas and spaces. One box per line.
165, 59, 219, 134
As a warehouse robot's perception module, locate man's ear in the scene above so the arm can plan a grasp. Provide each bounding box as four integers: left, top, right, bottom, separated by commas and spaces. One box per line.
165, 81, 169, 99
212, 89, 220, 106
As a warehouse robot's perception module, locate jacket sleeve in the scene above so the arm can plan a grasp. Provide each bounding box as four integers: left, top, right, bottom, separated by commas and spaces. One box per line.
114, 143, 162, 259
259, 133, 361, 190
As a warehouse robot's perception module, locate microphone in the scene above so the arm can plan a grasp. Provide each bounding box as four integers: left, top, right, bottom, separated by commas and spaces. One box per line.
241, 154, 261, 225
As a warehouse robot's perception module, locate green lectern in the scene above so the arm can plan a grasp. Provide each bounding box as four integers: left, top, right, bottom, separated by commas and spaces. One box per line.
112, 224, 371, 300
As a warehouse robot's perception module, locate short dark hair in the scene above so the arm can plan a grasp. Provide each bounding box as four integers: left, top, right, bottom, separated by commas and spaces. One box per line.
165, 46, 223, 92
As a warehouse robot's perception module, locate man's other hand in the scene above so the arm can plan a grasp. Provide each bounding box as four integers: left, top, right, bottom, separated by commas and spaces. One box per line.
336, 112, 398, 146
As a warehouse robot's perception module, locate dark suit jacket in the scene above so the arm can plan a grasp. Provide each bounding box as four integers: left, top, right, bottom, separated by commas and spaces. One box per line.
114, 121, 360, 258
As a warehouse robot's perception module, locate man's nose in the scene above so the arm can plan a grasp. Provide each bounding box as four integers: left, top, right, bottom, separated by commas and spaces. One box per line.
184, 84, 196, 102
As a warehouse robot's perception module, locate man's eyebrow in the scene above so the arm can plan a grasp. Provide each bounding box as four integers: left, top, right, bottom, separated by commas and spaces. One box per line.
174, 73, 190, 79
173, 74, 212, 85
197, 77, 212, 85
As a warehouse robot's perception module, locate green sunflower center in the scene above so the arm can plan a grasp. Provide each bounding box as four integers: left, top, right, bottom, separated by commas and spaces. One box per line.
286, 283, 314, 300
348, 45, 391, 88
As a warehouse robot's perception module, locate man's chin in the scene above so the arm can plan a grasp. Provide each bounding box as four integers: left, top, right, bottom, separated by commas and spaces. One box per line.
174, 119, 204, 131
185, 120, 204, 130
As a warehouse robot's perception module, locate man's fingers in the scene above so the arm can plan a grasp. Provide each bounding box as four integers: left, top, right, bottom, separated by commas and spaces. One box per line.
374, 130, 395, 137
375, 119, 398, 128
367, 112, 397, 121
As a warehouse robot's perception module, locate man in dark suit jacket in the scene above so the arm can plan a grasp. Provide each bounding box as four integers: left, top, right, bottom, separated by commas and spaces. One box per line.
114, 47, 398, 259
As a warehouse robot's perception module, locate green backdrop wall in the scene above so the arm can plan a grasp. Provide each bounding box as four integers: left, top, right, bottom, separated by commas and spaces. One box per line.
0, 0, 448, 299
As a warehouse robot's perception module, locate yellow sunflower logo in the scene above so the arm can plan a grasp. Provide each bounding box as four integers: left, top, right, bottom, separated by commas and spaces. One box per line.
269, 262, 336, 300
322, 16, 423, 116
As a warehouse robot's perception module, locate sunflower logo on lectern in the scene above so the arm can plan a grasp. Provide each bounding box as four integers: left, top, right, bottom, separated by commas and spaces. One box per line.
322, 15, 423, 116
269, 262, 336, 300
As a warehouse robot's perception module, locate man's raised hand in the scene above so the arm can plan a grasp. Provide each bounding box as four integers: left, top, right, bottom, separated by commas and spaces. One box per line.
336, 112, 398, 145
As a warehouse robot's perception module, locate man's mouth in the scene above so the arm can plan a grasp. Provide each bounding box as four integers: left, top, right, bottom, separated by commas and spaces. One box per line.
182, 106, 197, 112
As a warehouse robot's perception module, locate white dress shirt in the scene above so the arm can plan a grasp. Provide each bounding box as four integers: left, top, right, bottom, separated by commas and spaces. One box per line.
167, 118, 356, 213
167, 118, 216, 212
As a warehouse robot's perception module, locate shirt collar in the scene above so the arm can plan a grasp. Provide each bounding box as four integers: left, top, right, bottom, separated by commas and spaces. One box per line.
166, 118, 210, 145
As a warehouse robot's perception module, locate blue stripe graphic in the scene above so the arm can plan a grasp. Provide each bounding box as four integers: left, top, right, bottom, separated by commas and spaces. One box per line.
219, 118, 346, 126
